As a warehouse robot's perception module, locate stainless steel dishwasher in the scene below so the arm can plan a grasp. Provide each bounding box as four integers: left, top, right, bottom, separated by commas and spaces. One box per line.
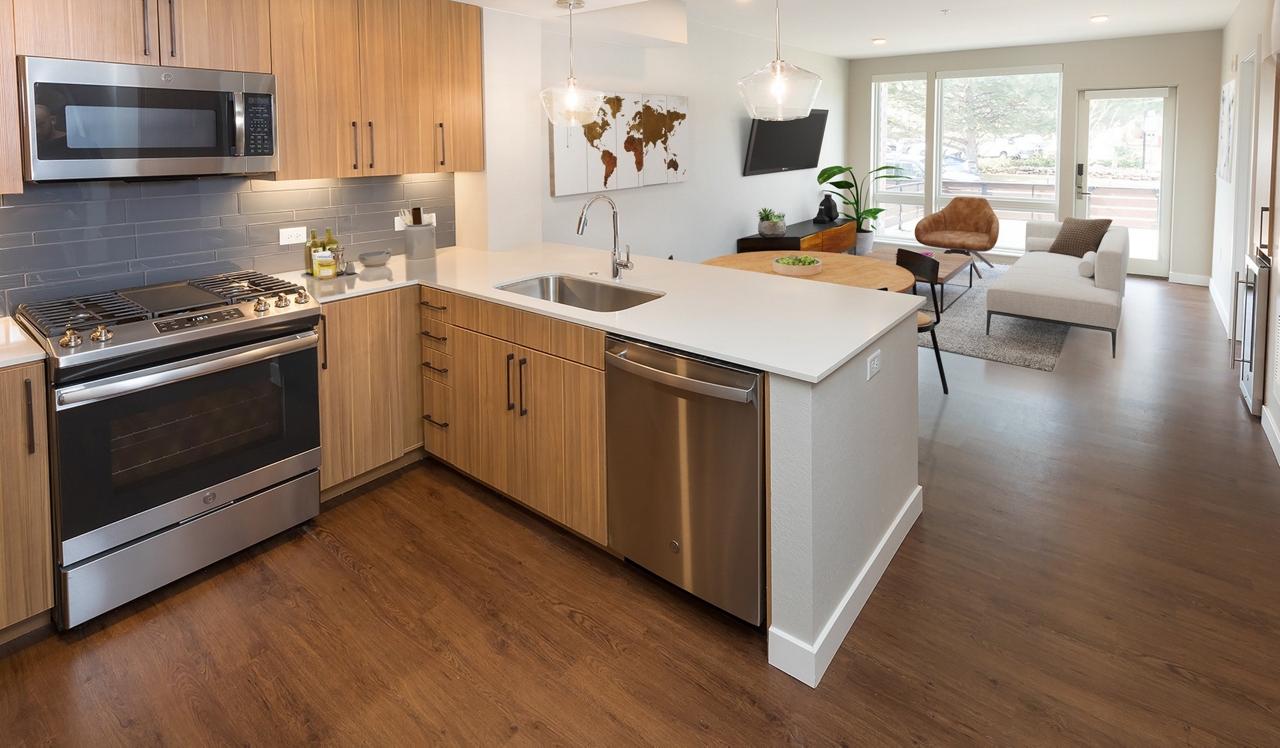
605, 336, 764, 625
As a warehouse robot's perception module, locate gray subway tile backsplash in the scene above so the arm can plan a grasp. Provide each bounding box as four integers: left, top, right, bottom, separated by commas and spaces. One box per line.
0, 173, 455, 314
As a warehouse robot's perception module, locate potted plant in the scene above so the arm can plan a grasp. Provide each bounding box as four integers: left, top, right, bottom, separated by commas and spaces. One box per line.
758, 208, 787, 237
817, 165, 907, 255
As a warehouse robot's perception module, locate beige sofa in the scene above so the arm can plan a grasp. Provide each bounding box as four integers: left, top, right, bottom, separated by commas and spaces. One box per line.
986, 221, 1130, 357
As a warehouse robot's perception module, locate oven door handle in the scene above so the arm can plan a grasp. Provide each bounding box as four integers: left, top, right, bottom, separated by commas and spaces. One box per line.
54, 331, 318, 410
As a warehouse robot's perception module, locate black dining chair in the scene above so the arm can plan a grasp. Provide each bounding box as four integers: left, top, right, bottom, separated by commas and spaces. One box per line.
876, 280, 948, 396
895, 248, 943, 319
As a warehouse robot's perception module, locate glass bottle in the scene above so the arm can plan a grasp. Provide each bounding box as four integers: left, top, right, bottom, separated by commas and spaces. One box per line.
323, 228, 341, 276
304, 229, 319, 273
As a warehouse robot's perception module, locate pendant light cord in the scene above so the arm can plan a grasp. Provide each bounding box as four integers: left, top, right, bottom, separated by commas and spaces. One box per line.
774, 0, 781, 61
569, 2, 576, 79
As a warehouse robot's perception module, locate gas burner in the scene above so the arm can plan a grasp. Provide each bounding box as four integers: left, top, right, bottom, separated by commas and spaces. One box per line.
16, 293, 151, 337
190, 270, 302, 303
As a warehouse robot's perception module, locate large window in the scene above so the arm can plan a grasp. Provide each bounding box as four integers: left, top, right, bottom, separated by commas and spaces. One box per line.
872, 66, 1063, 252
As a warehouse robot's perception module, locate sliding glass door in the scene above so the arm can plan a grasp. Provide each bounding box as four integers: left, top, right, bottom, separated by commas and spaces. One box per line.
1075, 88, 1177, 278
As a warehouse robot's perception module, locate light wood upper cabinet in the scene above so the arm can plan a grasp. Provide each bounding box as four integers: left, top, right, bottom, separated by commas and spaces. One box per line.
434, 0, 484, 172
0, 0, 24, 196
398, 0, 439, 175
318, 288, 419, 492
14, 0, 155, 65
0, 361, 53, 630
158, 0, 272, 74
358, 0, 403, 176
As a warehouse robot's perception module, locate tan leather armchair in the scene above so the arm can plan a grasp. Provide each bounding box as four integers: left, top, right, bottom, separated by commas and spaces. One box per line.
914, 197, 1000, 271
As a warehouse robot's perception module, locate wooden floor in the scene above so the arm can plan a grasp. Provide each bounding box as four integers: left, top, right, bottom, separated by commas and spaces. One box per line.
4, 277, 1280, 744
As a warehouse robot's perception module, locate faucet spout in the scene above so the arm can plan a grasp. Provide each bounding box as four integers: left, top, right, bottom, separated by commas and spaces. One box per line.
576, 194, 633, 280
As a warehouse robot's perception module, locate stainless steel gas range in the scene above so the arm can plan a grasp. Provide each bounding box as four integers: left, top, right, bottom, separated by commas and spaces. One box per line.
14, 270, 322, 629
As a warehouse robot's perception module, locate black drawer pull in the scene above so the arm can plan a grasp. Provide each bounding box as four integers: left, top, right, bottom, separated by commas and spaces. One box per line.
505, 353, 515, 410
423, 414, 449, 429
422, 361, 449, 375
420, 300, 448, 312
421, 330, 448, 343
24, 378, 35, 455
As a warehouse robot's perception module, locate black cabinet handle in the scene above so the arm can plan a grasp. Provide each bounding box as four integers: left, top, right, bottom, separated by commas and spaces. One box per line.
438, 122, 446, 167
368, 121, 375, 169
1262, 206, 1271, 250
319, 313, 329, 370
421, 330, 448, 343
168, 0, 178, 57
505, 353, 515, 411
422, 361, 449, 375
420, 300, 448, 312
518, 357, 528, 416
351, 122, 359, 171
142, 0, 151, 56
24, 378, 35, 455
423, 414, 449, 429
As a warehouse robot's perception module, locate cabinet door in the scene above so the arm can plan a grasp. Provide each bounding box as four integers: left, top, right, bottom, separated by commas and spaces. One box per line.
396, 286, 423, 453
0, 0, 24, 196
318, 292, 404, 492
0, 362, 53, 629
434, 0, 484, 173
452, 328, 519, 497
14, 0, 157, 65
357, 0, 403, 176
514, 348, 566, 523
397, 0, 438, 174
157, 0, 272, 73
269, 0, 362, 180
561, 362, 606, 544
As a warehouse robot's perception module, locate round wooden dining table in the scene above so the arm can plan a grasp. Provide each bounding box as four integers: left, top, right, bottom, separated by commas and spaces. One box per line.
702, 251, 915, 293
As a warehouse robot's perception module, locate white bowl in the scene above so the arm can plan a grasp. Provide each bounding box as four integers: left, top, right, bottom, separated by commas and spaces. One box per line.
772, 257, 823, 277
359, 249, 392, 267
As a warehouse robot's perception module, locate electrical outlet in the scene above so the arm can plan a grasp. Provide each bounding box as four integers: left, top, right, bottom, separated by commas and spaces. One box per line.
867, 349, 882, 380
278, 226, 307, 245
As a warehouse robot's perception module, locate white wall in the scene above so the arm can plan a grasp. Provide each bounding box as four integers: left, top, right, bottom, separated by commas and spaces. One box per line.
845, 31, 1222, 283
539, 22, 848, 262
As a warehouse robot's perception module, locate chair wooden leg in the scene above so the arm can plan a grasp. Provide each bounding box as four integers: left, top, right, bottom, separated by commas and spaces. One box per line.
930, 328, 948, 394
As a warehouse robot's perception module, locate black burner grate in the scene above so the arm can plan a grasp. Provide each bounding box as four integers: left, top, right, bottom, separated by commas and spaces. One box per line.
16, 294, 152, 337
189, 270, 300, 303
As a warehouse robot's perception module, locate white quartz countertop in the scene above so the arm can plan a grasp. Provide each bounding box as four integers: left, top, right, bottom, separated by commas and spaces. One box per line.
284, 243, 924, 383
0, 317, 46, 369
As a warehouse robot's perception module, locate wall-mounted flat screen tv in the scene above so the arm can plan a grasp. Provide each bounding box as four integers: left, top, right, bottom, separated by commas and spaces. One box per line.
742, 110, 828, 177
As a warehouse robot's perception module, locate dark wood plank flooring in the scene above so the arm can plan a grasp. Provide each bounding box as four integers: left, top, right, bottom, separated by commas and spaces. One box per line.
4, 277, 1280, 745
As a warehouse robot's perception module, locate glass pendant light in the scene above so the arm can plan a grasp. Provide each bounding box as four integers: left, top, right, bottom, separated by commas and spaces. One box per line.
738, 0, 822, 121
541, 0, 606, 127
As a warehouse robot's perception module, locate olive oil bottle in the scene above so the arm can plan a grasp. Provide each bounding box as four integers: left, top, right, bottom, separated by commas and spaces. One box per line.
303, 229, 319, 272
323, 228, 341, 275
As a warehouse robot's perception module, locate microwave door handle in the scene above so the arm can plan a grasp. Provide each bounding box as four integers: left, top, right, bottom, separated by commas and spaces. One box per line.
232, 92, 246, 157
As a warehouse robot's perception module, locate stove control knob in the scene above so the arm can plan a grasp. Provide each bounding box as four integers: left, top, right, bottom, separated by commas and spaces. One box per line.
253, 297, 271, 313
89, 324, 113, 343
275, 293, 291, 308
294, 289, 310, 304
59, 327, 83, 348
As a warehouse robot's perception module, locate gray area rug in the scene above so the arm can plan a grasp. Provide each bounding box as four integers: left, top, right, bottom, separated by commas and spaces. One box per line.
916, 263, 1067, 372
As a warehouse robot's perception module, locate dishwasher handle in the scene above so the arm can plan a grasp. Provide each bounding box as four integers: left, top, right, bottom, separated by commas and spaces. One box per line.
606, 349, 757, 403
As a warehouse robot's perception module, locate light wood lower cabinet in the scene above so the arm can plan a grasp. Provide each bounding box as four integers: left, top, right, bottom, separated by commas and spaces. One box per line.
0, 361, 53, 630
449, 326, 606, 544
318, 287, 422, 492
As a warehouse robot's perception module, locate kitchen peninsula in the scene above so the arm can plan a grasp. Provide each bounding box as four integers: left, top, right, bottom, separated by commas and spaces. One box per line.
293, 243, 925, 687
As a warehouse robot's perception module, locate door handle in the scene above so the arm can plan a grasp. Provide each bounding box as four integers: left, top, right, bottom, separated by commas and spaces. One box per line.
320, 313, 329, 370
605, 349, 758, 403
438, 122, 446, 167
420, 300, 448, 312
24, 378, 35, 455
168, 0, 178, 57
351, 122, 359, 171
505, 353, 515, 411
368, 121, 375, 169
518, 357, 528, 416
142, 0, 151, 56
423, 414, 449, 429
422, 361, 449, 375
421, 330, 448, 343
1262, 207, 1271, 251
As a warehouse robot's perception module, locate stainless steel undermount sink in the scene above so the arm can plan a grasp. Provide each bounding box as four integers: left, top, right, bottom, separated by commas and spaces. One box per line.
496, 274, 664, 313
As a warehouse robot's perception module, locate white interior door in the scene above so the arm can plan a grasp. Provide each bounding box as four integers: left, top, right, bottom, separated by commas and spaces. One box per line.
1075, 88, 1177, 278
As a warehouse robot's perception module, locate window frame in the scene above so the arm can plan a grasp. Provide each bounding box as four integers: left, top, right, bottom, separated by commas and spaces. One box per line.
870, 73, 929, 240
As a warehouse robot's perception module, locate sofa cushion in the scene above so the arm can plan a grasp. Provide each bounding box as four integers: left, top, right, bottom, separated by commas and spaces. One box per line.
917, 230, 995, 251
988, 259, 1122, 329
1049, 217, 1112, 257
1078, 251, 1097, 278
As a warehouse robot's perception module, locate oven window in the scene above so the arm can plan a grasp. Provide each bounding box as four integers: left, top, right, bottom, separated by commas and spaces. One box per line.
54, 347, 319, 543
109, 373, 284, 490
66, 106, 218, 150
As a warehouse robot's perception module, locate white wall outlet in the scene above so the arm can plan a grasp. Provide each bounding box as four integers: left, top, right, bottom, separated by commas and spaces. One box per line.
867, 349, 882, 380
394, 216, 406, 231
279, 226, 307, 245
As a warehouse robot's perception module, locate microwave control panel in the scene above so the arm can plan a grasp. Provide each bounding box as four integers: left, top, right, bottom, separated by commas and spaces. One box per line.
244, 93, 274, 156
154, 308, 245, 334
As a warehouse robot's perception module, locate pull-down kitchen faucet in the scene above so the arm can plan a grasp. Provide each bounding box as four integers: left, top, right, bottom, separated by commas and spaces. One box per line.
576, 194, 633, 280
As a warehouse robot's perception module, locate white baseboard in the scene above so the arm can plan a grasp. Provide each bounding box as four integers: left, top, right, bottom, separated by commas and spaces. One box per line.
1169, 272, 1211, 287
1263, 405, 1280, 468
1209, 280, 1231, 335
767, 485, 923, 688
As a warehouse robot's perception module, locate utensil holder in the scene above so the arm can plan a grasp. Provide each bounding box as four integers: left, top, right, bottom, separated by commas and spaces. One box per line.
405, 224, 437, 260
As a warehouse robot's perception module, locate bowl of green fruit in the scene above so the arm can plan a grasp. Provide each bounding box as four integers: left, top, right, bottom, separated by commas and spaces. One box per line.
773, 254, 823, 277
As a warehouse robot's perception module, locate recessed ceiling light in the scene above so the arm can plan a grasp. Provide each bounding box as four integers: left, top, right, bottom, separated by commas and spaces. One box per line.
1091, 14, 1109, 23
872, 38, 887, 45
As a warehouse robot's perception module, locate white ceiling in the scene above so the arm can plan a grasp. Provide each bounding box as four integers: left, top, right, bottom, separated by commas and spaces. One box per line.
685, 0, 1240, 59
459, 0, 649, 20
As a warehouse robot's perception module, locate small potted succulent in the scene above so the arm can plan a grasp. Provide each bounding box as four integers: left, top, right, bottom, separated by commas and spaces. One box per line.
758, 208, 787, 237
817, 165, 908, 255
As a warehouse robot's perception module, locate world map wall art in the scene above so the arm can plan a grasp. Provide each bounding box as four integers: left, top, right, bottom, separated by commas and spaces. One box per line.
550, 93, 689, 197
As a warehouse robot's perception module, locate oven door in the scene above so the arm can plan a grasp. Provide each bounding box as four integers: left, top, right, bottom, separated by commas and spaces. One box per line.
52, 332, 320, 567
19, 56, 273, 181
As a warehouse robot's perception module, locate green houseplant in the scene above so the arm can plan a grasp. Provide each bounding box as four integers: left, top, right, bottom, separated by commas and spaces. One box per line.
817, 165, 907, 255
757, 207, 787, 237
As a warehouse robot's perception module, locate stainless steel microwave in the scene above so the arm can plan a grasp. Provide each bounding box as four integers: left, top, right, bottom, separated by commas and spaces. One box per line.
18, 56, 277, 182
